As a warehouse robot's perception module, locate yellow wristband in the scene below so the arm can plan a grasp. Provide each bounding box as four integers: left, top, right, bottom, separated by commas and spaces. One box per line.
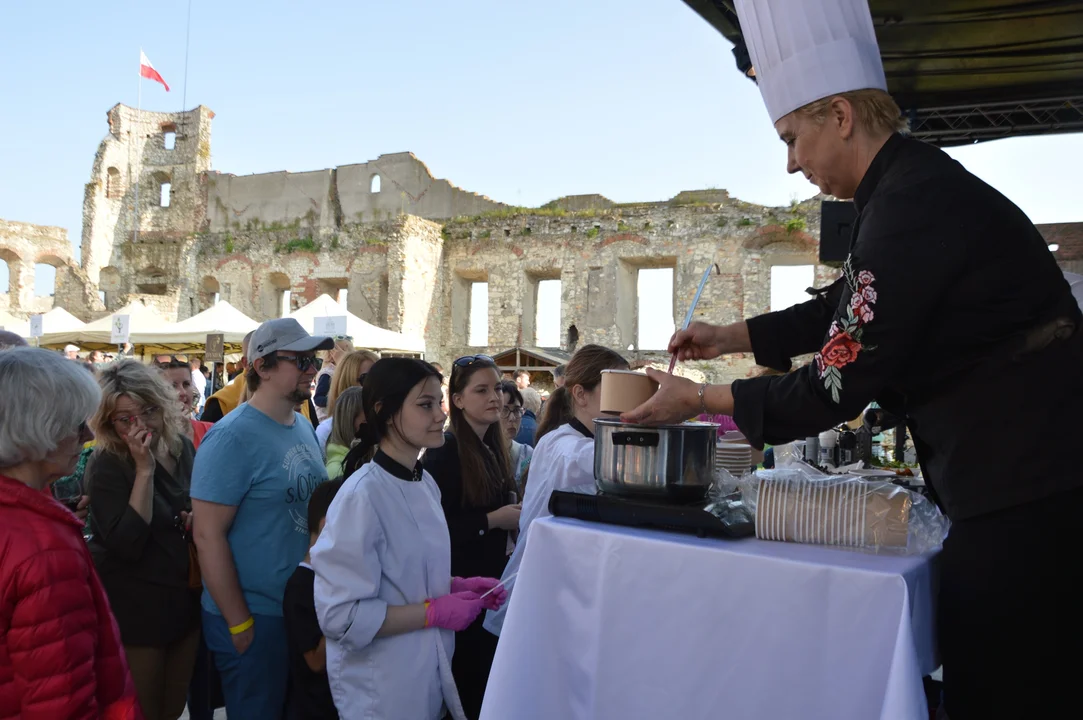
229, 617, 254, 635
423, 600, 431, 628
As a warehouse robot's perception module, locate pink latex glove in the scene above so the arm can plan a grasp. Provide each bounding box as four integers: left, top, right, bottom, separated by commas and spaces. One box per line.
425, 591, 483, 631
452, 576, 507, 610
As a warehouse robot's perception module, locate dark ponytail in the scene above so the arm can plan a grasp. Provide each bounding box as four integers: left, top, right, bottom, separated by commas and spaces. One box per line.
535, 344, 627, 441
339, 358, 442, 478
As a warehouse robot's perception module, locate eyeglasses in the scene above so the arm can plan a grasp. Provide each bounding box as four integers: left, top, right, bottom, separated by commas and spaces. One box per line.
332, 335, 353, 342
277, 354, 319, 373
500, 406, 524, 419
111, 406, 161, 427
154, 354, 189, 366
454, 354, 494, 368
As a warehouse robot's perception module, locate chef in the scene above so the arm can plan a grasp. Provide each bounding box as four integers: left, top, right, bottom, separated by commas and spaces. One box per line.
622, 1, 1083, 717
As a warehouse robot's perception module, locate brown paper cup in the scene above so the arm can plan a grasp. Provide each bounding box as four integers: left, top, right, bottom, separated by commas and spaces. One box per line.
600, 370, 659, 415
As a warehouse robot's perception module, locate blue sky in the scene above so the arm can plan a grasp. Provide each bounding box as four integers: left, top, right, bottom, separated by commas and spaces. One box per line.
2, 0, 1080, 324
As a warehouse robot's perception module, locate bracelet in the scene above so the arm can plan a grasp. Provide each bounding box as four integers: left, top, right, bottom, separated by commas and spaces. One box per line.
228, 617, 254, 635
423, 600, 432, 628
698, 383, 709, 415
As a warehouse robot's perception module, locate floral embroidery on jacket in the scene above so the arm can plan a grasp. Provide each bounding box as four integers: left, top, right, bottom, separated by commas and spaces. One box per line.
815, 258, 878, 403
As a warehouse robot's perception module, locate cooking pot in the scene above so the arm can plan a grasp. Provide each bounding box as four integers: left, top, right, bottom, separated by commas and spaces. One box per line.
594, 418, 719, 503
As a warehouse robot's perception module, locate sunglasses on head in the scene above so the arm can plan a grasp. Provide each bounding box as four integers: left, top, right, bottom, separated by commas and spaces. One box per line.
453, 354, 494, 368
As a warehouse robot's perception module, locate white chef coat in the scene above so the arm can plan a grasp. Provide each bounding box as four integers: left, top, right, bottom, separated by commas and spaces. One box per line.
311, 451, 466, 720
483, 421, 594, 636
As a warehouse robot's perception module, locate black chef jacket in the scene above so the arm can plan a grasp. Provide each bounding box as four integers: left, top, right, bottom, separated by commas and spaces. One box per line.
731, 133, 1083, 522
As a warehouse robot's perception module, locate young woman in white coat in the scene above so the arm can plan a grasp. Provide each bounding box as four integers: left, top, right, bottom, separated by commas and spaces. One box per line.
310, 358, 508, 719
484, 344, 627, 636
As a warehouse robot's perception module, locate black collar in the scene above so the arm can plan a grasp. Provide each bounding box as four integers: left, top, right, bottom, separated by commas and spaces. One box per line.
374, 450, 424, 482
568, 417, 594, 439
853, 133, 907, 213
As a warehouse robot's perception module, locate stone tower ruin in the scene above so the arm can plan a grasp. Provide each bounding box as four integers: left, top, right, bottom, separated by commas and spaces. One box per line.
80, 104, 214, 296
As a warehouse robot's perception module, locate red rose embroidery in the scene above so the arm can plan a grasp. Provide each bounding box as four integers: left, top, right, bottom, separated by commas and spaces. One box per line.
820, 331, 862, 369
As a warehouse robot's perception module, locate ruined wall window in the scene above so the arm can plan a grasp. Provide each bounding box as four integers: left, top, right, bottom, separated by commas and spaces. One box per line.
0, 258, 9, 295
164, 131, 176, 150
34, 264, 57, 298
98, 290, 106, 304
160, 182, 172, 207
106, 167, 121, 199
468, 282, 489, 347
281, 290, 292, 318
770, 265, 814, 311
637, 267, 674, 351
370, 175, 381, 194
535, 279, 561, 347
337, 288, 348, 305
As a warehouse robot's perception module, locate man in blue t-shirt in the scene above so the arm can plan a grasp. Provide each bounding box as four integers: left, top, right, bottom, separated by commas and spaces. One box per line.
192, 318, 333, 719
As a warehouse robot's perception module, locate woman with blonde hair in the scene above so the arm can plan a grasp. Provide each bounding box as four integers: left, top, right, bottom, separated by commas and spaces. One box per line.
315, 349, 380, 452
85, 359, 201, 720
324, 385, 367, 479
313, 338, 355, 422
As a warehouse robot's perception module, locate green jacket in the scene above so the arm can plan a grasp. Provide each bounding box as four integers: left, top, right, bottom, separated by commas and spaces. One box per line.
325, 443, 349, 480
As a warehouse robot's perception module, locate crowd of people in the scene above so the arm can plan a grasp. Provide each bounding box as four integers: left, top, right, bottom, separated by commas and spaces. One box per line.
0, 321, 600, 720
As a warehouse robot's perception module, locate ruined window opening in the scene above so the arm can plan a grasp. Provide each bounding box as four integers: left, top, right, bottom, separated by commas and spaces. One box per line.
34, 264, 57, 298
535, 279, 561, 347
164, 131, 176, 150
337, 288, 348, 306
98, 290, 107, 305
504, 229, 511, 238
636, 267, 674, 351
468, 282, 488, 347
567, 325, 579, 352
160, 182, 172, 207
769, 264, 814, 312
370, 175, 381, 194
106, 167, 121, 199
280, 289, 292, 318
0, 259, 9, 295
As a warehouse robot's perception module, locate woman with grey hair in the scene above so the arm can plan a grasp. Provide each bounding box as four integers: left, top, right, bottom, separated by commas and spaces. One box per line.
85, 359, 200, 720
0, 347, 140, 717
324, 385, 366, 479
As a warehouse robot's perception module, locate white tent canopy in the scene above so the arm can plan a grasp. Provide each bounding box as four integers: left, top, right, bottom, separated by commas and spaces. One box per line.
1, 306, 86, 341
137, 301, 259, 347
289, 294, 425, 354
38, 300, 168, 348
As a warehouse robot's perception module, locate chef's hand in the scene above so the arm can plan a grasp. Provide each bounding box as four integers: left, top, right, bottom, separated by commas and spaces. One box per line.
487, 504, 521, 531
620, 368, 703, 426
669, 321, 747, 362
75, 495, 90, 522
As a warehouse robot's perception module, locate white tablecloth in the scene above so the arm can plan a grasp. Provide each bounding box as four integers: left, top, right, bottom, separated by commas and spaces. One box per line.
481, 517, 938, 720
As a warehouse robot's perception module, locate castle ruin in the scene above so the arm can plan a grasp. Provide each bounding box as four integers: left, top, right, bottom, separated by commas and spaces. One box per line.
2, 104, 1077, 381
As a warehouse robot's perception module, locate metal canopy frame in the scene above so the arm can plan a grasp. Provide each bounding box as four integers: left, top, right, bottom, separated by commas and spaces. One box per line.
680, 0, 1083, 147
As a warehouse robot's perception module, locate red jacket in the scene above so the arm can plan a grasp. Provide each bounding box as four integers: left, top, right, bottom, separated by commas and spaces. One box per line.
0, 475, 142, 720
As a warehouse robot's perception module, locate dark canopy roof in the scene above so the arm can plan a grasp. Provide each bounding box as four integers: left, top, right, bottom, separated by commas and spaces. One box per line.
681, 0, 1083, 146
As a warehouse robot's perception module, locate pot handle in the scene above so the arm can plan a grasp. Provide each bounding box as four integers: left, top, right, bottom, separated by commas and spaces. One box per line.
611, 431, 660, 447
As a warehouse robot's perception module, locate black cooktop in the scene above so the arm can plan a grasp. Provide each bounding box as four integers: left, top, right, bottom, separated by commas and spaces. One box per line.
548, 484, 755, 540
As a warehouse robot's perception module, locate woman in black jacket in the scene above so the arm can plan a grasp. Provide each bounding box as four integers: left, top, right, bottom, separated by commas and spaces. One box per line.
86, 360, 200, 720
422, 355, 520, 719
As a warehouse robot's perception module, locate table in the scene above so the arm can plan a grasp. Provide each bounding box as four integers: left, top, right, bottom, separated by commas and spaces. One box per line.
481, 517, 938, 720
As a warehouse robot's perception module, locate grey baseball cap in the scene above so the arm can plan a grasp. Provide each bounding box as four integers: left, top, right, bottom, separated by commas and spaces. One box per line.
248, 318, 334, 363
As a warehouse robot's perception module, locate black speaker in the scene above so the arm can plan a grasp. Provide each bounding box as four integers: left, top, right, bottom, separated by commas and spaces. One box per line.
820, 200, 857, 266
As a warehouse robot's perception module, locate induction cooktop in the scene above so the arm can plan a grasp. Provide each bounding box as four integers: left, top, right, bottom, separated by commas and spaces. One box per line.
548, 484, 755, 539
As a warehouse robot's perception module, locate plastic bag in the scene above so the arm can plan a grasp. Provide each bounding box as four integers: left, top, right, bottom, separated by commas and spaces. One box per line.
738, 465, 949, 555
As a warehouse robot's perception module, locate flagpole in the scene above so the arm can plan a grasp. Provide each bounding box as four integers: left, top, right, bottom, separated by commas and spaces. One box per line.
133, 49, 142, 246
182, 0, 192, 111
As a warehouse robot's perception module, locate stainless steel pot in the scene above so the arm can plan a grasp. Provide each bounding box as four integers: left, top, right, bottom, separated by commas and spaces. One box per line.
593, 418, 719, 502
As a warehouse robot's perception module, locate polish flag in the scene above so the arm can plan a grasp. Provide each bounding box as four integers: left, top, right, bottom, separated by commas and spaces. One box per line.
139, 51, 170, 92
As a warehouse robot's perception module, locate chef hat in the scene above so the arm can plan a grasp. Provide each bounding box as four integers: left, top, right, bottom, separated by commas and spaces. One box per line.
735, 0, 887, 124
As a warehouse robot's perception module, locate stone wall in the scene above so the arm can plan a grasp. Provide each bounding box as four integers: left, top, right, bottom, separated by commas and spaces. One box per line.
206, 152, 506, 234
0, 219, 103, 320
